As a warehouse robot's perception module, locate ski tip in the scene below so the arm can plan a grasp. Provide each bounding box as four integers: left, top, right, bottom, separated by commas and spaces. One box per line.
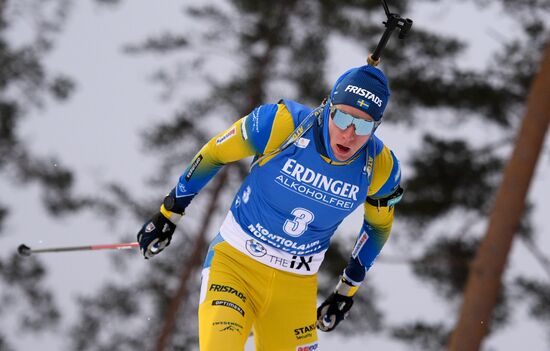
17, 244, 32, 257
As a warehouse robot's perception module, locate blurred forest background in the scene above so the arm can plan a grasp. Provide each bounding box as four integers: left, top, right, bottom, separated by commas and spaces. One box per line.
1, 0, 549, 350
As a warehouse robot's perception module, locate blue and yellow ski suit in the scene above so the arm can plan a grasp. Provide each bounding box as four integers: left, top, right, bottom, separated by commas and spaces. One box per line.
161, 100, 402, 350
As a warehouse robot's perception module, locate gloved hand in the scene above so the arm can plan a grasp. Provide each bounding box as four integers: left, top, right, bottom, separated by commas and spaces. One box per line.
316, 292, 354, 332
137, 212, 176, 259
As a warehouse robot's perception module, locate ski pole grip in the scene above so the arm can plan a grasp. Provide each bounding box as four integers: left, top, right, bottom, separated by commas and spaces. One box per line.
368, 12, 413, 66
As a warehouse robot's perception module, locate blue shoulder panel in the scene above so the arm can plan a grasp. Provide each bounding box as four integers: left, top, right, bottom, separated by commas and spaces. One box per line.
280, 99, 313, 125
243, 103, 279, 154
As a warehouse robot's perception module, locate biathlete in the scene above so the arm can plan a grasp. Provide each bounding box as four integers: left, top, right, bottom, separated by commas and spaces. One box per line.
137, 64, 403, 350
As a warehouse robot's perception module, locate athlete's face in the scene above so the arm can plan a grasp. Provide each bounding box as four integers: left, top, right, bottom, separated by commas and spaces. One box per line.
328, 104, 373, 161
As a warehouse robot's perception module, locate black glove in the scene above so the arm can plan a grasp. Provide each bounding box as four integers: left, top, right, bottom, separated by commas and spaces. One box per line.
137, 212, 176, 259
316, 292, 354, 332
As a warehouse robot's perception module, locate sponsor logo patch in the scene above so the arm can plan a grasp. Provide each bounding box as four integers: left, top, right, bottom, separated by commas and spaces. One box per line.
247, 222, 321, 255
220, 325, 239, 333
366, 156, 374, 177
344, 85, 383, 107
351, 231, 369, 258
213, 321, 243, 334
212, 300, 245, 316
185, 155, 203, 181
276, 158, 362, 211
245, 239, 267, 257
294, 323, 316, 340
145, 222, 155, 233
216, 126, 237, 145
296, 342, 318, 351
264, 254, 313, 271
294, 137, 310, 149
281, 159, 359, 200
290, 256, 312, 271
251, 107, 260, 132
209, 284, 247, 303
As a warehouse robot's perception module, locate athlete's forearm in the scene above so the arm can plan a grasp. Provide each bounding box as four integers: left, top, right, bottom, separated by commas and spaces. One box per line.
343, 203, 394, 285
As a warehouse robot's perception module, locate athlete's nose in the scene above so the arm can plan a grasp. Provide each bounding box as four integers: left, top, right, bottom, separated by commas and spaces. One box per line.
341, 124, 356, 141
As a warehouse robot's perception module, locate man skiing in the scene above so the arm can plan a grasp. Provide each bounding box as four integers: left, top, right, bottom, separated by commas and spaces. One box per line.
137, 64, 403, 350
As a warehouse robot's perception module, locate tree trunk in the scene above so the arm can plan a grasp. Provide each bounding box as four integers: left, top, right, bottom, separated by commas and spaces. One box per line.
152, 11, 286, 348
448, 41, 550, 351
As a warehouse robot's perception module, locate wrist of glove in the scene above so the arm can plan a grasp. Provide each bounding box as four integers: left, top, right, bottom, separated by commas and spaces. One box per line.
316, 277, 358, 332
137, 211, 176, 259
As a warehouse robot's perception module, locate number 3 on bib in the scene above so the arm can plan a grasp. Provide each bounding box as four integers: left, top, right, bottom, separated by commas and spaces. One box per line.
283, 208, 315, 237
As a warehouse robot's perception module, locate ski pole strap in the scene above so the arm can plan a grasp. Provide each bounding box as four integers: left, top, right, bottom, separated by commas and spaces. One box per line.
249, 104, 324, 170
366, 185, 404, 208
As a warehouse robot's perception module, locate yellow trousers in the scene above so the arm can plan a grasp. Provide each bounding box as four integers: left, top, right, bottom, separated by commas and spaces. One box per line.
199, 241, 319, 351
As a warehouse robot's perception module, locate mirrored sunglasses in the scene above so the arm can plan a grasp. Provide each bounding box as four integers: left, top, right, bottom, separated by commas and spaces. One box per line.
330, 106, 376, 136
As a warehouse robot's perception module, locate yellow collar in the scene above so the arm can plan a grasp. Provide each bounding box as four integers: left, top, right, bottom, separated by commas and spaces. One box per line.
320, 153, 361, 166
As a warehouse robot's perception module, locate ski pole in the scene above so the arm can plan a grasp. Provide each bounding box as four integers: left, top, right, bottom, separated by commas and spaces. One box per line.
367, 0, 413, 66
17, 242, 140, 257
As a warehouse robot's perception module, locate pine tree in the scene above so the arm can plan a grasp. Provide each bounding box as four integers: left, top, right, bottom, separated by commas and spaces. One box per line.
67, 1, 550, 350
0, 0, 87, 349
449, 39, 550, 351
